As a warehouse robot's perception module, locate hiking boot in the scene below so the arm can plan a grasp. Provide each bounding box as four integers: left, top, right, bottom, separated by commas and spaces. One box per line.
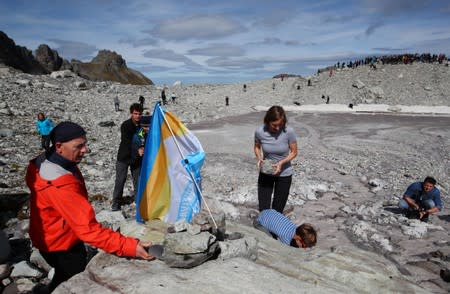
111, 202, 121, 211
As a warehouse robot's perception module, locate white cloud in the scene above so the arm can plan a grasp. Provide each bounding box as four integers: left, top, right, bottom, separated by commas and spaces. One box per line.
151, 14, 245, 41
46, 39, 98, 61
188, 44, 245, 57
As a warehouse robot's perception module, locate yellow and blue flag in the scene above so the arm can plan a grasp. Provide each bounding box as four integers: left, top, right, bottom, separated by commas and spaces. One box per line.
135, 103, 205, 224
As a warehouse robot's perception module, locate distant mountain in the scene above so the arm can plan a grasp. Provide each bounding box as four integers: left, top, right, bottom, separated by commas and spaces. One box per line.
0, 31, 48, 74
0, 31, 153, 85
71, 50, 153, 85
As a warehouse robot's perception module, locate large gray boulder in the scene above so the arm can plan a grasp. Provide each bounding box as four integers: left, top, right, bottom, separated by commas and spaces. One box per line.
163, 231, 219, 268
52, 222, 427, 294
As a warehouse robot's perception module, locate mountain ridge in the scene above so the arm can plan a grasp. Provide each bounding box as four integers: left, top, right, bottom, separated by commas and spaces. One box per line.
0, 31, 152, 85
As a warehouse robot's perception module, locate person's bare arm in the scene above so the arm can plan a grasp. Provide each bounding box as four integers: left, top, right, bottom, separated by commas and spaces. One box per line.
254, 142, 263, 170
419, 206, 439, 219
403, 195, 419, 210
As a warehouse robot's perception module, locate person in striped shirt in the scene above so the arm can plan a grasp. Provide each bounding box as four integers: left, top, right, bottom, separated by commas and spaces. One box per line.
255, 209, 317, 248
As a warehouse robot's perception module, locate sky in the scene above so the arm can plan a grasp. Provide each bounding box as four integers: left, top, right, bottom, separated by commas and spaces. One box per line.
1, 0, 450, 85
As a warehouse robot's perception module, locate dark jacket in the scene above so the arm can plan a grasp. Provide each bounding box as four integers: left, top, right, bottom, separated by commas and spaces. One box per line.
117, 118, 139, 163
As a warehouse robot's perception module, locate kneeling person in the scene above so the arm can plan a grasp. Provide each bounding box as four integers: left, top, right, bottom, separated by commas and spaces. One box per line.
399, 176, 442, 221
255, 209, 317, 248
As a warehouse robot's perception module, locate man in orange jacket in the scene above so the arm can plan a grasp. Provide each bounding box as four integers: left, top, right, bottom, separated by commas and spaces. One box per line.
26, 121, 154, 292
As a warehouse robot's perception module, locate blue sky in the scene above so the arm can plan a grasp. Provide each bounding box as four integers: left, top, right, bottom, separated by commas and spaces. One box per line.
1, 0, 449, 85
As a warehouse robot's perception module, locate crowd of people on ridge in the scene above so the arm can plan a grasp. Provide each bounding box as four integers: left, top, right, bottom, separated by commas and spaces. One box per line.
318, 52, 448, 74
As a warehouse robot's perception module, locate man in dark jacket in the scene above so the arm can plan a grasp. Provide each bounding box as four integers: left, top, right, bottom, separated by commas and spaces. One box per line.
138, 95, 145, 109
111, 103, 143, 211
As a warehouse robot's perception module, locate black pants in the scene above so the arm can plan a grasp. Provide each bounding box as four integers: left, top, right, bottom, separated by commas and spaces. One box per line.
258, 172, 292, 213
112, 160, 140, 205
40, 242, 87, 292
41, 135, 51, 150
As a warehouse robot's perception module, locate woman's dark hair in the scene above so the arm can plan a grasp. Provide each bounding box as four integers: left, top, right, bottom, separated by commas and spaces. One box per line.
263, 105, 287, 131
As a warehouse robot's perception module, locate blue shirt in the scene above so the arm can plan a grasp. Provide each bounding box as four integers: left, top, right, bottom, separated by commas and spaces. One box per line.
404, 181, 442, 210
257, 209, 296, 245
35, 118, 54, 136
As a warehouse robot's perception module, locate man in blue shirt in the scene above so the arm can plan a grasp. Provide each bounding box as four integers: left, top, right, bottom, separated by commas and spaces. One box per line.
399, 176, 442, 222
255, 209, 317, 248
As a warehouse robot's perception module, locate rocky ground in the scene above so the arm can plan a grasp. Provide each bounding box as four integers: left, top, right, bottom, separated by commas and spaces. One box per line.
0, 61, 449, 293
194, 111, 450, 291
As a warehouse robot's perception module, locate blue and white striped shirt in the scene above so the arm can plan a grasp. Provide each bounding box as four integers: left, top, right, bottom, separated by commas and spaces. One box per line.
257, 209, 296, 245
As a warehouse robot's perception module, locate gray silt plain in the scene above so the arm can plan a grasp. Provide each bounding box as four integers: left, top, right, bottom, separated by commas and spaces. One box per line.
195, 111, 450, 286
0, 62, 449, 293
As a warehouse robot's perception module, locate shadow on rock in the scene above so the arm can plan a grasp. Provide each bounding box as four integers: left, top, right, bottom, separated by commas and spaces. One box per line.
437, 215, 450, 223
383, 207, 404, 215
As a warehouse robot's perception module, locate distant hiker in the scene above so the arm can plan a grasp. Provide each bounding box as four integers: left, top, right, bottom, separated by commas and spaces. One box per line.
111, 103, 143, 211
243, 84, 247, 92
114, 95, 120, 111
326, 96, 330, 104
26, 121, 154, 292
281, 75, 284, 81
272, 82, 275, 90
296, 84, 300, 90
225, 96, 229, 106
254, 106, 297, 213
171, 92, 177, 104
139, 95, 145, 109
329, 69, 333, 77
35, 112, 54, 151
130, 115, 151, 181
348, 103, 353, 109
161, 89, 167, 105
399, 176, 442, 222
307, 79, 311, 86
254, 209, 317, 248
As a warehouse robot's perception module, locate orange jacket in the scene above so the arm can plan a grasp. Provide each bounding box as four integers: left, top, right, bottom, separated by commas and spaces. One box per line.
26, 155, 138, 256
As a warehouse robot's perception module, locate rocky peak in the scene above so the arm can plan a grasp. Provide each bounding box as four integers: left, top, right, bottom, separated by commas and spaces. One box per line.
35, 44, 63, 72
0, 31, 47, 74
91, 50, 126, 68
0, 31, 152, 85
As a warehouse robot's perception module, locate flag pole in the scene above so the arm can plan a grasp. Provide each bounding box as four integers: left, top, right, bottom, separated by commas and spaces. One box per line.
158, 105, 218, 230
